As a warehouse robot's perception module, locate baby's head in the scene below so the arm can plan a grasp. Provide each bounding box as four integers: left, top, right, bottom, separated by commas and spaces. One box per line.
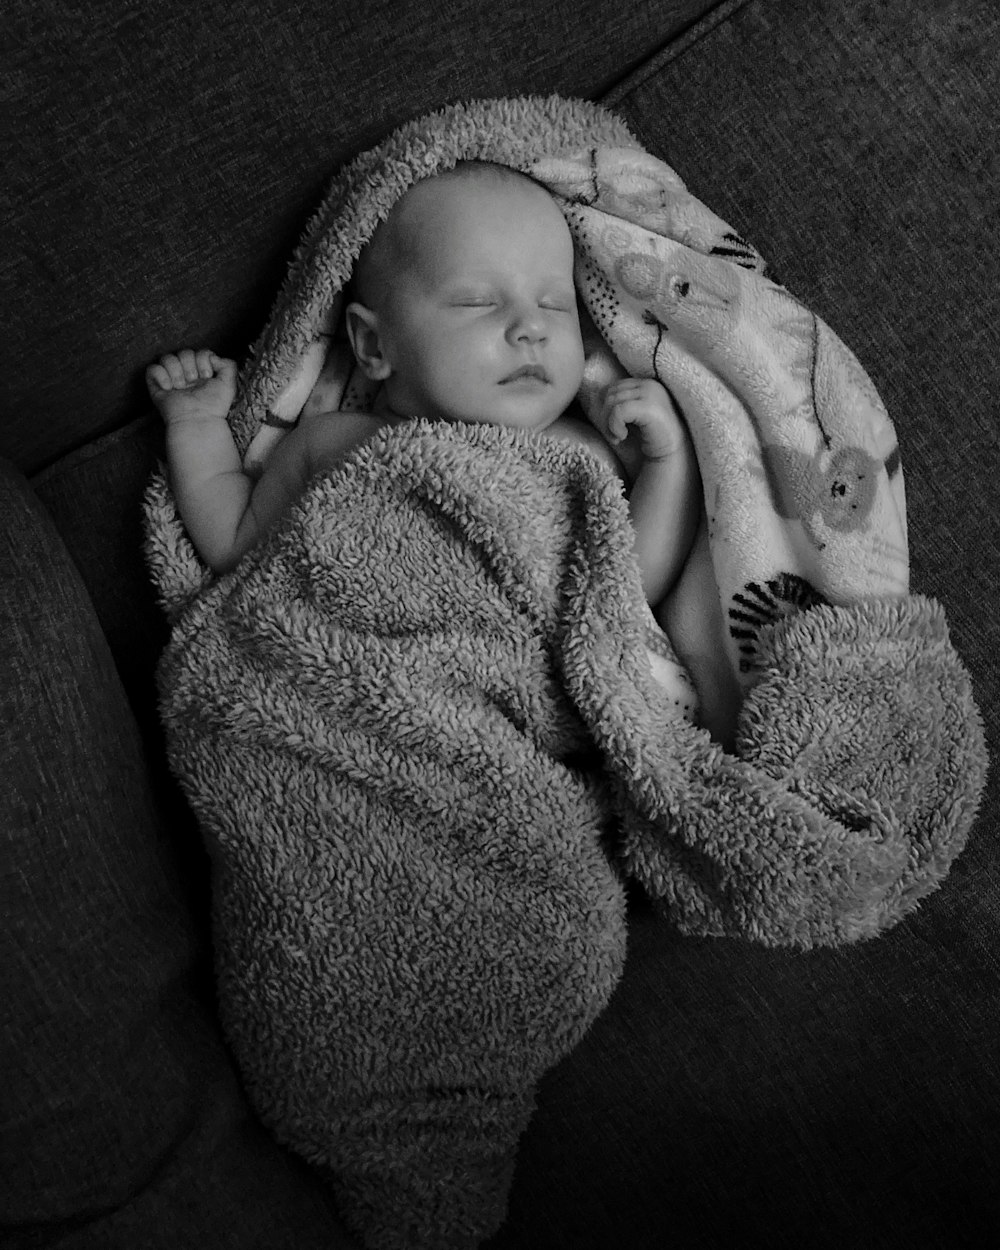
345, 162, 585, 431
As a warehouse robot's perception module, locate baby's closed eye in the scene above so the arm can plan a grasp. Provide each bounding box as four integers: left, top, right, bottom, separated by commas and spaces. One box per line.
446, 288, 576, 312
447, 287, 496, 307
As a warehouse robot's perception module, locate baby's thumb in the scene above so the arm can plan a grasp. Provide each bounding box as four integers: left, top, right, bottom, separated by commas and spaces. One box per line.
606, 406, 628, 443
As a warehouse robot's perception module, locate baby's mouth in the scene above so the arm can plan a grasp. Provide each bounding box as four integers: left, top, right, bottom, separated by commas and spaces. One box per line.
500, 364, 550, 384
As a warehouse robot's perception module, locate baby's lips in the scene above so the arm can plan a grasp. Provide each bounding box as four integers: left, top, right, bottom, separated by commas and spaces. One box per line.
500, 363, 550, 383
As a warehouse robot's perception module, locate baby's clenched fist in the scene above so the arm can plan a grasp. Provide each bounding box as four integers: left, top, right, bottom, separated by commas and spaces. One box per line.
601, 378, 688, 461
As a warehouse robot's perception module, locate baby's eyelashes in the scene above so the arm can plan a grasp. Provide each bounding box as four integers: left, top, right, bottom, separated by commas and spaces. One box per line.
448, 293, 576, 312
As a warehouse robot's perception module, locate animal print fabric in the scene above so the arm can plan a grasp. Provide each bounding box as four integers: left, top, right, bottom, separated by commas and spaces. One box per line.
534, 145, 909, 690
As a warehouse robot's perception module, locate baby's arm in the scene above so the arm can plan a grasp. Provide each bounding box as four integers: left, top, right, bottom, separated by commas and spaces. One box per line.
148, 349, 401, 573
146, 351, 255, 572
147, 350, 308, 573
603, 379, 701, 605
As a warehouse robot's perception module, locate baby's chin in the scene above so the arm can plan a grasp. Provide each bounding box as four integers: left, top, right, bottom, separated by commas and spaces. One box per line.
485, 385, 581, 431
476, 405, 568, 433
409, 400, 566, 433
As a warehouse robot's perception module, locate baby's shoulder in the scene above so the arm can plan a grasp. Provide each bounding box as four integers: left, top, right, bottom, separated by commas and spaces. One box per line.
301, 408, 402, 473
544, 413, 626, 481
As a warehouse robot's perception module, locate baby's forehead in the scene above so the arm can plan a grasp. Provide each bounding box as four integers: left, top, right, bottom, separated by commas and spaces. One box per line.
355, 166, 569, 300
396, 166, 552, 230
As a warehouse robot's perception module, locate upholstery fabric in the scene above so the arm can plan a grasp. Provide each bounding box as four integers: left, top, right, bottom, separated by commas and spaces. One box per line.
2, 0, 713, 474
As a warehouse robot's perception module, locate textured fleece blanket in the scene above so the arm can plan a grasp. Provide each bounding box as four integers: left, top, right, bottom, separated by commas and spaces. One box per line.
144, 96, 987, 1248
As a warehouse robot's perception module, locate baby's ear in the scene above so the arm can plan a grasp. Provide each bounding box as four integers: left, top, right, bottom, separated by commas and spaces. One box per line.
345, 302, 392, 380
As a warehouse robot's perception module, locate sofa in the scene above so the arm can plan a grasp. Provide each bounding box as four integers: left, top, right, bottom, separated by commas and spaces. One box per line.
4, 0, 998, 1246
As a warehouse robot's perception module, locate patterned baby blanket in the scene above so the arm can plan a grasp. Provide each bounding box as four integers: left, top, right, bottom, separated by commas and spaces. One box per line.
144, 96, 986, 1249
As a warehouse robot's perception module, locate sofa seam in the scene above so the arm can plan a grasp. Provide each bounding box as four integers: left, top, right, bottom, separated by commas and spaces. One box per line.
29, 413, 159, 490
601, 0, 760, 109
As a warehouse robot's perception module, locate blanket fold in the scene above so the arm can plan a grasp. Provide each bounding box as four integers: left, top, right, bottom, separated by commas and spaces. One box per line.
144, 96, 987, 1248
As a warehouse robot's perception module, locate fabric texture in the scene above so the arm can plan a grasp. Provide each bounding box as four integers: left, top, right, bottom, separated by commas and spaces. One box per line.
540, 144, 908, 632
157, 426, 632, 1248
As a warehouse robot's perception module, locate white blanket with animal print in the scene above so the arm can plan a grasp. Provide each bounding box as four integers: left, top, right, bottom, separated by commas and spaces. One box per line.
530, 145, 909, 733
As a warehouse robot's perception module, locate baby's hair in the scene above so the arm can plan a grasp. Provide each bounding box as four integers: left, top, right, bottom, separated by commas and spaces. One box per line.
350, 161, 544, 309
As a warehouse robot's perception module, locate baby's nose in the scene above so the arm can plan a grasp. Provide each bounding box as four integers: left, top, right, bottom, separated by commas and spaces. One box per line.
508, 303, 547, 343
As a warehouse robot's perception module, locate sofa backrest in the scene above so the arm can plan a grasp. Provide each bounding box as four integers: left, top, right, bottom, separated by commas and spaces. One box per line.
4, 0, 715, 474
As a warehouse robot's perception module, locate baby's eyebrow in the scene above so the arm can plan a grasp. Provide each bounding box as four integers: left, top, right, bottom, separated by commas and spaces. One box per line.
441, 282, 495, 299
442, 272, 574, 291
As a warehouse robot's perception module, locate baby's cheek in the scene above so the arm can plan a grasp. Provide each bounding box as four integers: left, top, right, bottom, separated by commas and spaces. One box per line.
561, 335, 588, 398
427, 332, 480, 384
452, 324, 500, 372
430, 334, 500, 417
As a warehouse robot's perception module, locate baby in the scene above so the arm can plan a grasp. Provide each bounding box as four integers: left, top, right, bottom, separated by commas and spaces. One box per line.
147, 162, 700, 604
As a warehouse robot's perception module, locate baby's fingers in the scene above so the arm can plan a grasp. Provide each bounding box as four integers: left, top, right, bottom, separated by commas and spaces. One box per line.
606, 407, 631, 443
171, 348, 199, 383
145, 362, 174, 395
210, 353, 237, 381
600, 392, 628, 440
603, 378, 643, 406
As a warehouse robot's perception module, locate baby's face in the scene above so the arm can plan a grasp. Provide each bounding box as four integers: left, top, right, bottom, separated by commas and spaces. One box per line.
363, 173, 585, 431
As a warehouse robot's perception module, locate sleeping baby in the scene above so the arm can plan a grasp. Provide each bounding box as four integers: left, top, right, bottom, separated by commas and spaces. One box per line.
146, 161, 701, 612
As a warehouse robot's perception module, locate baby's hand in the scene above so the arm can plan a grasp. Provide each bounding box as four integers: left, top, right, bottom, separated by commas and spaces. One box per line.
146, 349, 237, 425
602, 378, 687, 461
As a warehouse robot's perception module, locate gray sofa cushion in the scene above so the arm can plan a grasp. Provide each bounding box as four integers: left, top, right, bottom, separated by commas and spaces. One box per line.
0, 457, 356, 1247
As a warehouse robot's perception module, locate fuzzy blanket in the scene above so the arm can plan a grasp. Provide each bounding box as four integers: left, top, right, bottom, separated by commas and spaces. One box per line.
144, 96, 987, 1248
